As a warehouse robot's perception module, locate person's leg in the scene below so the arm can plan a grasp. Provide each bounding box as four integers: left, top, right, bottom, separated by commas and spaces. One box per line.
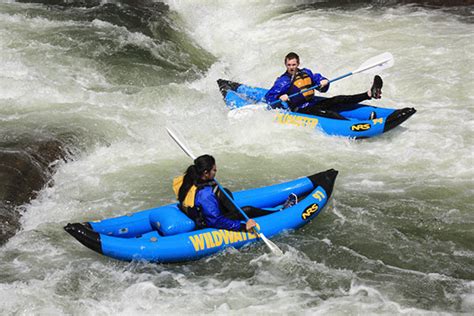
222, 206, 275, 221
315, 92, 371, 111
299, 75, 383, 118
296, 103, 349, 120
371, 75, 383, 99
242, 206, 274, 218
222, 206, 274, 220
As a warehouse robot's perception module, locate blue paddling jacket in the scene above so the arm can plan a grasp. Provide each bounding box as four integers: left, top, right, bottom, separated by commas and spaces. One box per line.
265, 68, 329, 110
195, 186, 243, 231
173, 176, 243, 231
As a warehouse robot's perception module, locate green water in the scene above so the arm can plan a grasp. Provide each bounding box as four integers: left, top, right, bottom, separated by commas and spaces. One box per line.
0, 0, 473, 314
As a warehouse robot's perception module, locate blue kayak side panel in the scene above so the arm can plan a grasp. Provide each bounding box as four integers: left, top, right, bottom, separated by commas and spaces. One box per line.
89, 176, 315, 239
64, 169, 339, 263
225, 90, 254, 109
233, 177, 314, 208
99, 183, 333, 263
218, 79, 415, 139
236, 84, 267, 103
90, 209, 155, 238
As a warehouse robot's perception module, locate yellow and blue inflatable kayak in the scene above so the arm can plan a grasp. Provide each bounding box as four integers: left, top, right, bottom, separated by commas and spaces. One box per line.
217, 79, 416, 139
64, 169, 337, 263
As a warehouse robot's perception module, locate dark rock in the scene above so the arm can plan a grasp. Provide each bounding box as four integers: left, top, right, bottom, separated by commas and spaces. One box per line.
400, 0, 474, 5
0, 202, 21, 245
0, 140, 67, 244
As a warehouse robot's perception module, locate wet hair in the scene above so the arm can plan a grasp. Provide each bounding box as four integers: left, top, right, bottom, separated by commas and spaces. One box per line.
285, 52, 300, 64
178, 154, 216, 204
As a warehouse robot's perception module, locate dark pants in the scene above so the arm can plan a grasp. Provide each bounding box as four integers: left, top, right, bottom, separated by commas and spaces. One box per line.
223, 206, 273, 221
297, 92, 370, 117
218, 188, 273, 221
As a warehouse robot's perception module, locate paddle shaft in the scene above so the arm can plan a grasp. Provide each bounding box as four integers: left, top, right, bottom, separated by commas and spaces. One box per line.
166, 128, 252, 223
269, 53, 393, 107
165, 128, 284, 255
269, 71, 368, 107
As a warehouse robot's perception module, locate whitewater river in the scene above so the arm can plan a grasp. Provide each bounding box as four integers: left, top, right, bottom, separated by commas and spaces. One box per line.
0, 0, 473, 314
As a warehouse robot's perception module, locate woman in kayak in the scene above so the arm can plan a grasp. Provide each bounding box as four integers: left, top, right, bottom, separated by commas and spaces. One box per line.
173, 154, 296, 232
265, 52, 383, 119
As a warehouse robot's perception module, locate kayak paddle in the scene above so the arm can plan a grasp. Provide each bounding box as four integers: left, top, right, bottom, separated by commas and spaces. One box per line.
166, 127, 283, 256
269, 52, 394, 108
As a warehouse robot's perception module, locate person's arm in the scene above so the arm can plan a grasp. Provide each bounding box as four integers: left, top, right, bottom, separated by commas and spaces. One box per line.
197, 188, 243, 231
245, 219, 257, 231
305, 68, 330, 93
265, 75, 291, 109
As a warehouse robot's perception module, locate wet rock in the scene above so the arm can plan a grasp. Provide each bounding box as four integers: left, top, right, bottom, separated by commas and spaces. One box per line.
400, 0, 474, 5
16, 0, 102, 7
297, 0, 474, 10
0, 140, 67, 244
0, 202, 21, 245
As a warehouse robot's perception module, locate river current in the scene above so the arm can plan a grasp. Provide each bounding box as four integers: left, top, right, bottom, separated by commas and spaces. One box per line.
0, 0, 473, 314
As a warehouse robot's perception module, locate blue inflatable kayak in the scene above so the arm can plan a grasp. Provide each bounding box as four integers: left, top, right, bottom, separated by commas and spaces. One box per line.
217, 79, 416, 139
64, 169, 338, 263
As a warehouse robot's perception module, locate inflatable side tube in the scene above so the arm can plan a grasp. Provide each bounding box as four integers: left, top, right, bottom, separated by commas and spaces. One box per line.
88, 210, 155, 238
149, 205, 196, 236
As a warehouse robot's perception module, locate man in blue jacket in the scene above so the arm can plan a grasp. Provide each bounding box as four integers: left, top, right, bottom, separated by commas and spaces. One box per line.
265, 52, 383, 118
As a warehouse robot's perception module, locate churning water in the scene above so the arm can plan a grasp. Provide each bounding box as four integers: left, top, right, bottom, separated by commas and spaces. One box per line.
0, 0, 473, 314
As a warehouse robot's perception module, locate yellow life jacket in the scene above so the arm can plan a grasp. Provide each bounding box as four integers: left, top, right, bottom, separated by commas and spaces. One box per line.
172, 175, 196, 208
292, 70, 315, 101
172, 175, 218, 228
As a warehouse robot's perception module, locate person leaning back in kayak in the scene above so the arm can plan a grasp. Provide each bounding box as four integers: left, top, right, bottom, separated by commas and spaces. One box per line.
173, 155, 296, 232
265, 52, 383, 119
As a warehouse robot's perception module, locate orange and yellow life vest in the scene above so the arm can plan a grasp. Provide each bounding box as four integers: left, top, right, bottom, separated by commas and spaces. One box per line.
291, 70, 315, 101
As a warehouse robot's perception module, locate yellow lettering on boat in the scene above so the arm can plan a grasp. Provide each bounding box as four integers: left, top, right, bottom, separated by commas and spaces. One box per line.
301, 203, 319, 220
312, 190, 325, 201
247, 231, 257, 239
211, 231, 223, 247
372, 118, 383, 125
203, 232, 216, 249
189, 234, 205, 251
221, 230, 235, 244
234, 232, 243, 242
190, 228, 262, 252
274, 113, 318, 129
351, 123, 371, 131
